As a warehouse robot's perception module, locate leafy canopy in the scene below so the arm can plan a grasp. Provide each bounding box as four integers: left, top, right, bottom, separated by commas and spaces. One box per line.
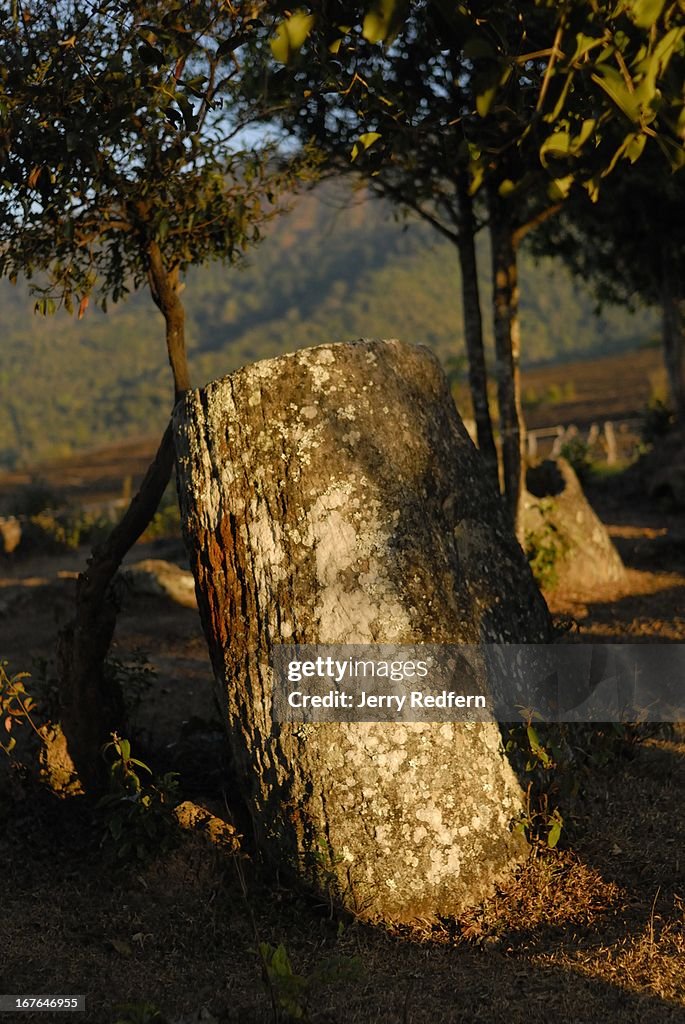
259, 0, 684, 203
0, 1, 310, 314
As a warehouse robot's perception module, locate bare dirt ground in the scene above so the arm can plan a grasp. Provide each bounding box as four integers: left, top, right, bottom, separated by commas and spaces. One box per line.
0, 457, 684, 1024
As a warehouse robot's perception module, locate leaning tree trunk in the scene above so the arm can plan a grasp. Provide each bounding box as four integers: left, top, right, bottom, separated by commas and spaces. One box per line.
57, 425, 175, 792
174, 339, 550, 924
57, 246, 190, 792
488, 188, 526, 533
456, 171, 499, 493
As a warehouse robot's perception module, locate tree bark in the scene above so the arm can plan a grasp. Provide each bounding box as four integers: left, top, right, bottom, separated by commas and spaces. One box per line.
56, 243, 192, 792
57, 424, 176, 792
173, 339, 550, 924
148, 240, 191, 402
661, 254, 685, 422
456, 172, 499, 492
488, 188, 526, 533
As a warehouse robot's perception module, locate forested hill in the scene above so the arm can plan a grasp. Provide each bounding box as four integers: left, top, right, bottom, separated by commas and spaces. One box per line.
1, 180, 656, 468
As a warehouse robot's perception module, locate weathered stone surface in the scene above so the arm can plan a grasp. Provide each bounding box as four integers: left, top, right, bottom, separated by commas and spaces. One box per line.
173, 339, 551, 924
523, 459, 626, 593
0, 516, 21, 555
174, 800, 241, 850
120, 558, 197, 608
38, 722, 83, 796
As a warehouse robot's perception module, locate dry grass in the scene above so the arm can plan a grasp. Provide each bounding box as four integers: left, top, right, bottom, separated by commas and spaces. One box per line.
1, 726, 684, 1024
2, 443, 685, 1024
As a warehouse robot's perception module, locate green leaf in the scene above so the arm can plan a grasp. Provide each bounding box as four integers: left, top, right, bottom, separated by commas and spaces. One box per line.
624, 131, 647, 163
571, 119, 597, 152
351, 131, 381, 161
583, 175, 602, 202
548, 175, 574, 199
526, 724, 551, 767
547, 811, 563, 849
271, 943, 292, 977
476, 84, 497, 118
547, 819, 562, 848
137, 43, 165, 66
628, 0, 666, 29
468, 158, 485, 195
359, 131, 382, 149
570, 33, 604, 64
539, 129, 571, 167
363, 0, 408, 44
270, 11, 315, 64
544, 71, 575, 124
591, 65, 641, 122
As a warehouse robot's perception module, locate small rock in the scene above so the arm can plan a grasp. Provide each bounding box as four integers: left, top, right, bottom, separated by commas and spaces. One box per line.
0, 516, 21, 555
38, 722, 83, 796
120, 558, 197, 608
174, 800, 241, 850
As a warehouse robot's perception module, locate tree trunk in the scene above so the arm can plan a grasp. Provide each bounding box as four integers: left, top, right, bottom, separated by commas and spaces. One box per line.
57, 424, 176, 792
456, 172, 499, 492
56, 244, 191, 792
661, 254, 685, 422
173, 339, 550, 924
488, 188, 526, 532
148, 240, 191, 402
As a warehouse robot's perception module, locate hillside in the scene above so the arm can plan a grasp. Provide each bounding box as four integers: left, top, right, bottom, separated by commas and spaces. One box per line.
1, 180, 657, 467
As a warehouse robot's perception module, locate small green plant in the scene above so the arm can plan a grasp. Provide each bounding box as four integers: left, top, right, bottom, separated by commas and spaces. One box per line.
559, 435, 592, 481
258, 941, 362, 1023
97, 734, 179, 867
0, 662, 42, 760
104, 655, 156, 719
259, 942, 309, 1022
544, 380, 576, 406
507, 721, 565, 850
141, 491, 181, 541
506, 719, 638, 851
525, 501, 569, 591
24, 506, 118, 552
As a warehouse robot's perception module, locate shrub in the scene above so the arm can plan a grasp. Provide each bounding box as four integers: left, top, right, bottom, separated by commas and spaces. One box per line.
640, 398, 675, 446
97, 734, 179, 867
559, 436, 592, 482
506, 719, 636, 850
524, 500, 569, 591
0, 662, 41, 760
140, 494, 181, 542
22, 506, 118, 553
4, 478, 63, 516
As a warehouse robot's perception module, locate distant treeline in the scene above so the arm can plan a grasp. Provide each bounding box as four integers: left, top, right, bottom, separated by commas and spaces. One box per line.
1, 181, 656, 468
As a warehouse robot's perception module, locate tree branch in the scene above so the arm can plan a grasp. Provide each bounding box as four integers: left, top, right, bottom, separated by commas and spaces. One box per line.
512, 202, 562, 248
371, 176, 460, 244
